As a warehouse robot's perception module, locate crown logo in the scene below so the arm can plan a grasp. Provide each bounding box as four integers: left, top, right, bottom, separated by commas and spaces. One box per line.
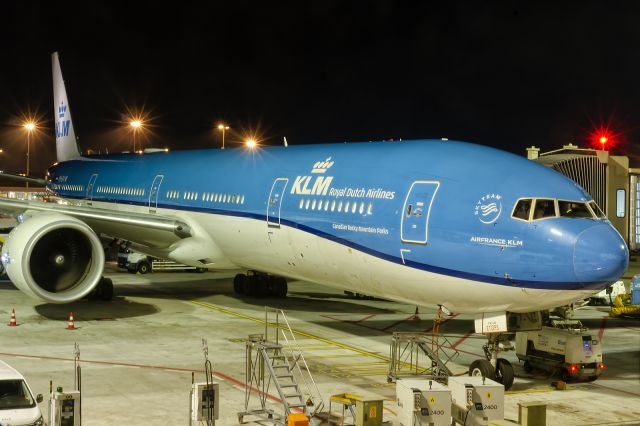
58, 102, 67, 118
311, 157, 334, 174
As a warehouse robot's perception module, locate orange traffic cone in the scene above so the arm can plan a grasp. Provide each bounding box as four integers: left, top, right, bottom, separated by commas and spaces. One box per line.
66, 312, 75, 330
7, 309, 17, 326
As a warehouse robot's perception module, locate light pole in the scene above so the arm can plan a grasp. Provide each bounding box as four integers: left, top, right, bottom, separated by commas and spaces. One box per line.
217, 124, 229, 149
130, 119, 142, 152
24, 122, 36, 188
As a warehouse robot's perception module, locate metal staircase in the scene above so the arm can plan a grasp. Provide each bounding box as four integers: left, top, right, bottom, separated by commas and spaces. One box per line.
388, 331, 460, 383
238, 308, 324, 424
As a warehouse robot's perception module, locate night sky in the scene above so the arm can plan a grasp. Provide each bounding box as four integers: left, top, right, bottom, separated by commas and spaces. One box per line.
2, 1, 640, 176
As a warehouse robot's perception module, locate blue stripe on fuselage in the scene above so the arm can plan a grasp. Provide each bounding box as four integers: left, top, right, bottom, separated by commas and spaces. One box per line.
47, 140, 611, 291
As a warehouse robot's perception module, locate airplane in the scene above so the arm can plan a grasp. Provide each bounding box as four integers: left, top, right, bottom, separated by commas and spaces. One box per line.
0, 53, 628, 388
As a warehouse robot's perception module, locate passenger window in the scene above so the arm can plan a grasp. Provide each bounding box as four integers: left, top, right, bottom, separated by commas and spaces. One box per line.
338, 201, 343, 212
331, 200, 336, 211
312, 199, 317, 210
344, 201, 350, 212
559, 201, 593, 219
299, 199, 303, 209
513, 199, 532, 220
367, 203, 373, 215
533, 199, 556, 220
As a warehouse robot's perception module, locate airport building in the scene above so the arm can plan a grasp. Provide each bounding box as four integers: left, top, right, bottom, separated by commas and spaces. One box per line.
527, 144, 640, 250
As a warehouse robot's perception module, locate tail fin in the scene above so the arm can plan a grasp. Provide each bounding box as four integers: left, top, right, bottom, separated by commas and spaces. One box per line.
52, 52, 81, 161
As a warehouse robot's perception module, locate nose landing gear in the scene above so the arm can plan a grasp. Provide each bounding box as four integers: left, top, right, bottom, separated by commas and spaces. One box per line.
468, 333, 515, 390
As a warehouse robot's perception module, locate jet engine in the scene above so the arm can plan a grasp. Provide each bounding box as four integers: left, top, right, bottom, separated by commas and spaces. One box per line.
1, 212, 105, 303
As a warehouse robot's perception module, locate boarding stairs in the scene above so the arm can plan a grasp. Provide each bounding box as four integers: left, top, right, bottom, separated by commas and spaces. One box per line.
238, 308, 324, 424
388, 331, 460, 383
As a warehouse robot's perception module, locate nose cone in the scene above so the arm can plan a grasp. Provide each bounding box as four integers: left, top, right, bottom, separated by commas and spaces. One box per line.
574, 225, 629, 286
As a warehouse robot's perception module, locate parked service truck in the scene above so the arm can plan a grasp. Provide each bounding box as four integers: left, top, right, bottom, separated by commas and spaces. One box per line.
117, 248, 206, 274
516, 320, 605, 381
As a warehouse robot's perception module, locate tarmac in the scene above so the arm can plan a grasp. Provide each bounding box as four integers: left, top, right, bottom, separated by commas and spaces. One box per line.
0, 262, 638, 425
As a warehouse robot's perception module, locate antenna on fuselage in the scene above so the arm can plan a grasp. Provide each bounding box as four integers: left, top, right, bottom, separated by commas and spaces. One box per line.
283, 137, 288, 147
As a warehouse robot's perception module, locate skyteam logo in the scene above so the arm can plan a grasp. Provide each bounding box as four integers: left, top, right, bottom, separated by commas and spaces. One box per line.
474, 193, 502, 224
291, 157, 334, 196
56, 101, 71, 138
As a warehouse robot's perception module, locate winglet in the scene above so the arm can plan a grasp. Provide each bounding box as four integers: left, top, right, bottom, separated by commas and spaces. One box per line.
52, 52, 81, 162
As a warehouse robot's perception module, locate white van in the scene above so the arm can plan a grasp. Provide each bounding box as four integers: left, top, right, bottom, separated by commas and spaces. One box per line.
0, 360, 43, 426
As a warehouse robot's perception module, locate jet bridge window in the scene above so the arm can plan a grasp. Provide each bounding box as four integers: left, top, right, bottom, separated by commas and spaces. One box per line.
532, 199, 556, 220
512, 199, 532, 220
559, 201, 593, 218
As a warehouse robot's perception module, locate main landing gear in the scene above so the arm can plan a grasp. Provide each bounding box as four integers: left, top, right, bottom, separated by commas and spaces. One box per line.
468, 333, 515, 390
233, 272, 288, 298
89, 277, 114, 301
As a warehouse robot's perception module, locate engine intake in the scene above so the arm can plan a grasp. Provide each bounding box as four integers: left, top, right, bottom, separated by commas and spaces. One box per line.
2, 212, 105, 303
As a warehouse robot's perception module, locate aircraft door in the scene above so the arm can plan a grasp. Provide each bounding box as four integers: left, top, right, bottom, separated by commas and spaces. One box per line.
267, 178, 288, 228
148, 174, 164, 213
401, 181, 440, 244
86, 174, 98, 203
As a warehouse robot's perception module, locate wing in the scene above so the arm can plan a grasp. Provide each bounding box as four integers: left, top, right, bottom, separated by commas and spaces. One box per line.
0, 197, 191, 248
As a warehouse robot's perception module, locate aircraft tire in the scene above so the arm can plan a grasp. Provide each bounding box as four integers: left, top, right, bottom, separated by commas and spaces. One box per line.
241, 275, 252, 295
469, 359, 496, 380
89, 277, 114, 301
273, 278, 288, 298
99, 277, 114, 301
495, 358, 514, 390
233, 274, 246, 295
255, 275, 270, 297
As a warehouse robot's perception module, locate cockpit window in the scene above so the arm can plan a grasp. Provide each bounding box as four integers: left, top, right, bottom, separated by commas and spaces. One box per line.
512, 199, 532, 220
588, 200, 607, 219
558, 201, 593, 218
512, 198, 606, 222
532, 199, 556, 220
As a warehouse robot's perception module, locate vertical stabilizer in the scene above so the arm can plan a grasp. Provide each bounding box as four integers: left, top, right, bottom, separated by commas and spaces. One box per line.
52, 52, 81, 161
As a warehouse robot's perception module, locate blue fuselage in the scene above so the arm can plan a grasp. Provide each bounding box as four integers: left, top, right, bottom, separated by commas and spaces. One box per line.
46, 140, 628, 295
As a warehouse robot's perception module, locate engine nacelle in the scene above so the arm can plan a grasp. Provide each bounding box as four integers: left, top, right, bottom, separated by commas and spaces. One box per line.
1, 212, 105, 303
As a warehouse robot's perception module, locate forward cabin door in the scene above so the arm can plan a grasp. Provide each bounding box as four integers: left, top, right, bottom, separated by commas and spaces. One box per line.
267, 178, 288, 228
400, 181, 440, 245
148, 174, 164, 213
86, 173, 98, 205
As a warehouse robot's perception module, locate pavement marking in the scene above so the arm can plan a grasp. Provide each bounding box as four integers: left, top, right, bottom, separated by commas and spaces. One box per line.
354, 313, 377, 323
451, 329, 475, 349
0, 351, 287, 408
190, 300, 390, 361
321, 314, 387, 334
505, 388, 553, 395
304, 354, 369, 359
589, 382, 640, 397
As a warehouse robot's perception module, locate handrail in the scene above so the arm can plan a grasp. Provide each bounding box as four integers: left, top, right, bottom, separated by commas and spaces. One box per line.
264, 306, 324, 416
